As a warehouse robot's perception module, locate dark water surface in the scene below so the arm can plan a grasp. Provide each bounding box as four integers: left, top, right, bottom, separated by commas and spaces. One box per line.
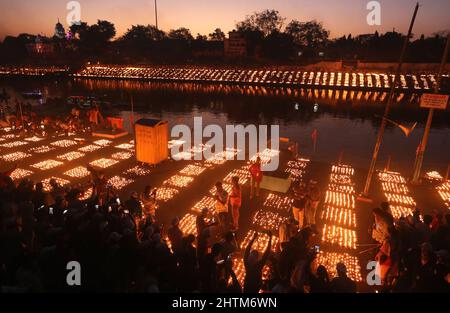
1, 77, 449, 175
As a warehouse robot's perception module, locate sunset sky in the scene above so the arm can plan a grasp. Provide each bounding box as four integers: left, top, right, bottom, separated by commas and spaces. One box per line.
1, 0, 449, 40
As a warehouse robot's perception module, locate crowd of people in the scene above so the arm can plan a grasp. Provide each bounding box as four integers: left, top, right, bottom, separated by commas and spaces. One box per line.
0, 88, 107, 135
0, 154, 449, 293
369, 204, 450, 292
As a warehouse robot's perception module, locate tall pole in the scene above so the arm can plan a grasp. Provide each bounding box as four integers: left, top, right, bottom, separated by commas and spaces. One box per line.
18, 101, 24, 132
385, 155, 391, 172
154, 0, 158, 30
130, 95, 135, 134
412, 33, 450, 184
362, 3, 419, 196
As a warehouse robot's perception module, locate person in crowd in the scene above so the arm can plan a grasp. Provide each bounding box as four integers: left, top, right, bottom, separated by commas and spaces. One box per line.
413, 242, 437, 292
2, 153, 449, 294
87, 165, 108, 206
309, 265, 331, 293
244, 231, 272, 293
0, 164, 16, 187
199, 243, 222, 292
434, 249, 450, 292
178, 234, 199, 292
196, 207, 215, 239
291, 181, 307, 229
371, 207, 393, 244
49, 178, 65, 202
279, 217, 298, 250
249, 156, 263, 199
125, 191, 142, 220
87, 105, 104, 129
305, 180, 320, 226
375, 225, 400, 287
221, 258, 242, 293
220, 231, 238, 261
141, 185, 157, 219
167, 217, 183, 256
214, 182, 229, 229
330, 263, 357, 293
431, 212, 444, 232
32, 182, 47, 209
229, 176, 242, 231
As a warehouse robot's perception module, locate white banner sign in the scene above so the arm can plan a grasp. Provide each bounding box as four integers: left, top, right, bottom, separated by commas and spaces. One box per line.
420, 93, 449, 110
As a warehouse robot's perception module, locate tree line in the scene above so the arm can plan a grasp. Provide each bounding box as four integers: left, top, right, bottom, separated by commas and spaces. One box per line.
0, 9, 448, 65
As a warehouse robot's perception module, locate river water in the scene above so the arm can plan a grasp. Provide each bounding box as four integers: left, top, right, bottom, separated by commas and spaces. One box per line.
1, 77, 449, 175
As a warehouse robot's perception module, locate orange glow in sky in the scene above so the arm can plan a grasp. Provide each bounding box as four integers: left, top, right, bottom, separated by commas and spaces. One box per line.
1, 0, 449, 40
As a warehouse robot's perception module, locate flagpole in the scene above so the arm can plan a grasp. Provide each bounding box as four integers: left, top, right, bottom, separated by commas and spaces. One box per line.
338, 150, 344, 165
311, 129, 318, 153
385, 155, 391, 171
362, 3, 419, 197
154, 0, 158, 30
411, 33, 450, 184
313, 135, 317, 153
130, 95, 135, 134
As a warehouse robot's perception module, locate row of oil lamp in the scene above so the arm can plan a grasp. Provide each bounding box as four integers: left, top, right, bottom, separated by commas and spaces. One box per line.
0, 66, 69, 76
107, 175, 134, 190
229, 257, 272, 288
223, 169, 249, 185
191, 196, 216, 213
252, 209, 288, 232
436, 180, 450, 210
263, 193, 294, 213
249, 148, 280, 165
324, 190, 355, 210
179, 164, 206, 176
321, 205, 357, 228
205, 149, 239, 165
321, 224, 357, 250
285, 157, 310, 180
315, 251, 363, 282
320, 164, 359, 253
331, 164, 354, 176
1, 152, 32, 162
2, 137, 139, 195
377, 171, 417, 219
74, 66, 440, 91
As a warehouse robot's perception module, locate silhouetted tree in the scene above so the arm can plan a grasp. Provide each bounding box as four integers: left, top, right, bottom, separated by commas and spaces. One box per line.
121, 25, 165, 41
90, 20, 116, 42
0, 34, 30, 64
117, 25, 166, 61
285, 20, 329, 49
208, 28, 225, 41
195, 33, 207, 41
68, 20, 116, 59
69, 22, 89, 40
262, 31, 294, 60
236, 9, 285, 37
168, 28, 194, 41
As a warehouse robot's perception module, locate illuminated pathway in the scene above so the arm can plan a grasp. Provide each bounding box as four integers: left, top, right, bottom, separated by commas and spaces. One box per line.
69, 66, 446, 93
317, 164, 363, 283
377, 170, 417, 219
1, 64, 446, 95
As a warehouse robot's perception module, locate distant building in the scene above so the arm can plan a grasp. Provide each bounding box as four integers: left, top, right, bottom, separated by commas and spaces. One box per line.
356, 34, 375, 44
224, 31, 247, 57
54, 19, 66, 39
26, 35, 55, 57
